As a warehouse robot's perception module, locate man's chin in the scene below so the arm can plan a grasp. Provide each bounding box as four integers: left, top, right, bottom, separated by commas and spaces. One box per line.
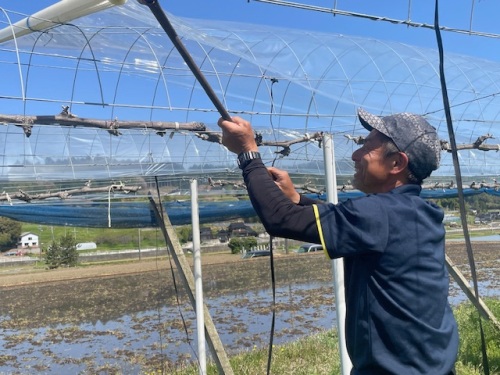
351, 176, 360, 190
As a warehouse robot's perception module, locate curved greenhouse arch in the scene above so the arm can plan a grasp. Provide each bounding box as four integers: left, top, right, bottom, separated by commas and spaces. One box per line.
0, 1, 499, 180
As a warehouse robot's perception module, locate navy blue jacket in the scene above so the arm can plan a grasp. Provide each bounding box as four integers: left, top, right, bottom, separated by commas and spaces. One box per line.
316, 185, 458, 374
243, 159, 459, 374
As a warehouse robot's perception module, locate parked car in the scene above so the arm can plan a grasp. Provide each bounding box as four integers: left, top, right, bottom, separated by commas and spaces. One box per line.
295, 243, 323, 253
4, 251, 18, 256
242, 250, 271, 259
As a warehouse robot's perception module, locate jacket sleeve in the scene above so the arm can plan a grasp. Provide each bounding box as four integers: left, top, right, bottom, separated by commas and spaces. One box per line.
242, 159, 321, 244
298, 194, 322, 206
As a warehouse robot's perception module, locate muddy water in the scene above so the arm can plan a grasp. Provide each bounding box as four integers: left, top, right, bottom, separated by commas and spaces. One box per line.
0, 244, 497, 374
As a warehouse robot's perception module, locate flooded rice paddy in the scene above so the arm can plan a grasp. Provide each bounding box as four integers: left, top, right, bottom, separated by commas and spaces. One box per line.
0, 242, 498, 374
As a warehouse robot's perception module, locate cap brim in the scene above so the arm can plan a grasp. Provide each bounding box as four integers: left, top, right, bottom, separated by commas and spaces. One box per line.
357, 108, 385, 133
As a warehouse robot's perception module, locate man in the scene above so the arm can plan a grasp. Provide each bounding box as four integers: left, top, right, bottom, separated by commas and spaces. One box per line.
218, 108, 459, 375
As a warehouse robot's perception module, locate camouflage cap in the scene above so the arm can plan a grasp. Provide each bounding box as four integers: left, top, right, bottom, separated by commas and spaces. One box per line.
357, 108, 441, 181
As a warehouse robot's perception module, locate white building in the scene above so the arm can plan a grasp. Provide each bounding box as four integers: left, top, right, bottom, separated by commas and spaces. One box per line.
17, 232, 39, 252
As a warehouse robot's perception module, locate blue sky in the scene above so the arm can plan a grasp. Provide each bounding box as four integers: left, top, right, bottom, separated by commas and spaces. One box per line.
0, 0, 498, 63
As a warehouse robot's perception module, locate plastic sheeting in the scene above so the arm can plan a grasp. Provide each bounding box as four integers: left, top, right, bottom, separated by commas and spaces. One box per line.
0, 1, 500, 181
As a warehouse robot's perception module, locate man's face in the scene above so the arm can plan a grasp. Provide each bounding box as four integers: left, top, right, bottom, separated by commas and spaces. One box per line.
351, 130, 396, 194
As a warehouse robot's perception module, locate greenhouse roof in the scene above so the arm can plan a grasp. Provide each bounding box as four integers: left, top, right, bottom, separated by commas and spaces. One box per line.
0, 1, 498, 183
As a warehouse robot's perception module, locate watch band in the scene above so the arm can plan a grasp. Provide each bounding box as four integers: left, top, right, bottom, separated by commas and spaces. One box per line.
237, 151, 261, 169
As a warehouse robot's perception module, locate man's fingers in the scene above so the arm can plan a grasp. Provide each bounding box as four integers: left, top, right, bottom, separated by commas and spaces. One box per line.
217, 117, 230, 129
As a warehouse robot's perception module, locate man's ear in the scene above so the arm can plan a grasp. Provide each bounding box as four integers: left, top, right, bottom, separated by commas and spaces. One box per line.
390, 152, 409, 174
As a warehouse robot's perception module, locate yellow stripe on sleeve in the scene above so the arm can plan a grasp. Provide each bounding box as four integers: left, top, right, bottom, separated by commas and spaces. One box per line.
313, 204, 330, 258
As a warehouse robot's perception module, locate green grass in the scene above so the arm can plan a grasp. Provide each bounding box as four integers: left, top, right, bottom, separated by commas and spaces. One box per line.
150, 330, 341, 375
147, 299, 500, 375
446, 229, 499, 240
23, 222, 495, 252
455, 299, 500, 374
23, 223, 164, 251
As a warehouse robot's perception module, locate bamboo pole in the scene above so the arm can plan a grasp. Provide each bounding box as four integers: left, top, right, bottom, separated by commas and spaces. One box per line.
149, 195, 234, 375
446, 254, 500, 331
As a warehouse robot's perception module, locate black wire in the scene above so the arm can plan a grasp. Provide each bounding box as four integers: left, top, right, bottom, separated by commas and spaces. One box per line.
433, 2, 490, 374
269, 77, 280, 167
266, 236, 276, 375
266, 77, 280, 374
152, 227, 166, 375
153, 176, 200, 371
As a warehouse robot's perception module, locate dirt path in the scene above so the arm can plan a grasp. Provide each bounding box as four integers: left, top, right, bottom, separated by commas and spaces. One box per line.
0, 241, 497, 288
0, 252, 242, 288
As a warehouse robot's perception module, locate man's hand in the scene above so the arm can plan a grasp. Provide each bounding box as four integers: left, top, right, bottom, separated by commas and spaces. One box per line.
218, 116, 259, 155
268, 167, 300, 204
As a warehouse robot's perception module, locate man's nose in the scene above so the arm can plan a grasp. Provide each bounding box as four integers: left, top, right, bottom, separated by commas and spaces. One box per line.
351, 148, 360, 162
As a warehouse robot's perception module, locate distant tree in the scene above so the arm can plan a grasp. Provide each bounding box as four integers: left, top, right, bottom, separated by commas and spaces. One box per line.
45, 241, 63, 269
176, 226, 191, 244
436, 197, 459, 211
465, 193, 500, 213
44, 233, 78, 269
0, 217, 22, 251
437, 193, 500, 213
228, 237, 258, 254
59, 233, 78, 267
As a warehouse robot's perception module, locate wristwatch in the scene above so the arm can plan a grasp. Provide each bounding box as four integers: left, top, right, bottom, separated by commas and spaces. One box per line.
237, 151, 261, 169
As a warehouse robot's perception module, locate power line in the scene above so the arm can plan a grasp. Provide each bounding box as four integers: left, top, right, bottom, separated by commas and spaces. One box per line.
252, 0, 500, 40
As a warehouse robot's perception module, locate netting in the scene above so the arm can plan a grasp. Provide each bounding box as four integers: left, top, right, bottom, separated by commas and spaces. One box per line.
0, 188, 494, 228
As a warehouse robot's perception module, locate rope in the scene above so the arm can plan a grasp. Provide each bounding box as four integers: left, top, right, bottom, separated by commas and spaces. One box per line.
433, 1, 490, 373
